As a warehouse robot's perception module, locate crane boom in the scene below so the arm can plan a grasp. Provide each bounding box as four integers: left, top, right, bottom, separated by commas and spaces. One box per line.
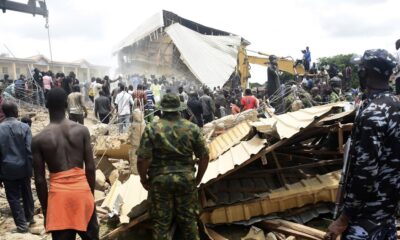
0, 0, 48, 17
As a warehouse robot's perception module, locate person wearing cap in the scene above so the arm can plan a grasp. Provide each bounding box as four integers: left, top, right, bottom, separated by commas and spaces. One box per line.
137, 93, 209, 240
267, 55, 284, 113
187, 91, 203, 127
325, 49, 400, 240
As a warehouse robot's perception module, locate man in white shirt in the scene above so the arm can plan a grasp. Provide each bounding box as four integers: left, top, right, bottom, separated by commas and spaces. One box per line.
92, 78, 103, 100
114, 84, 134, 133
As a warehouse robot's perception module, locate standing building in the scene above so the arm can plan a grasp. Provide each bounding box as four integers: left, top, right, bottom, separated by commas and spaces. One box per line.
0, 54, 109, 82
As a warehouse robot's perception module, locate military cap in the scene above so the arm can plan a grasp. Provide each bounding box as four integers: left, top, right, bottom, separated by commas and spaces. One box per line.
159, 93, 187, 112
358, 49, 397, 78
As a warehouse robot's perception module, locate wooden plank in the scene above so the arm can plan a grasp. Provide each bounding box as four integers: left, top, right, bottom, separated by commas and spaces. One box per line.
260, 220, 325, 240
206, 228, 228, 240
272, 151, 287, 185
338, 124, 344, 153
100, 212, 149, 240
226, 159, 341, 179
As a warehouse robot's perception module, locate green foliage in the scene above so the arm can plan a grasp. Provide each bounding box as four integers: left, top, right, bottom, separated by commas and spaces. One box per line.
249, 82, 263, 88
280, 71, 295, 83
317, 54, 359, 88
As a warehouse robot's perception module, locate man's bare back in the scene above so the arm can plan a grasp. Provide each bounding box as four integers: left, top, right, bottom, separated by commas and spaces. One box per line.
32, 87, 98, 239
33, 118, 92, 173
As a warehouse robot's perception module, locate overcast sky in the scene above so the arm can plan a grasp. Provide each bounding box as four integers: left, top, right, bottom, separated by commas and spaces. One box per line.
0, 0, 399, 82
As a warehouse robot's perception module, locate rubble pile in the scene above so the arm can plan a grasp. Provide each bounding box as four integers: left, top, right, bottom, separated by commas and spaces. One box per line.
96, 102, 357, 239
0, 102, 357, 240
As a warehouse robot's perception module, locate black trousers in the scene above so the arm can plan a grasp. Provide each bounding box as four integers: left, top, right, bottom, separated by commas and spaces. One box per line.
69, 113, 84, 125
98, 113, 110, 124
203, 114, 214, 124
3, 177, 34, 230
395, 77, 400, 95
51, 211, 99, 240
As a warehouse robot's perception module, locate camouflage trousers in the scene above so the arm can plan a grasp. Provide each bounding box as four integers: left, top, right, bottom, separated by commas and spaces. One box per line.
342, 219, 396, 240
149, 172, 200, 240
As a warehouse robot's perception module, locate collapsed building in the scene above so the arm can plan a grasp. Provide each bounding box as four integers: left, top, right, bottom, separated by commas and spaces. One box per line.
113, 10, 249, 88
93, 102, 356, 239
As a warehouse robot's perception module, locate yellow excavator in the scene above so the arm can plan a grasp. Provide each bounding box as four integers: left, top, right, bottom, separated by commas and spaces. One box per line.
237, 46, 305, 89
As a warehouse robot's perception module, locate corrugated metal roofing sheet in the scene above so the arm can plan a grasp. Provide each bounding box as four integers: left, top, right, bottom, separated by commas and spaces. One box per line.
202, 136, 267, 185
101, 174, 148, 224
200, 171, 340, 224
255, 102, 351, 139
208, 121, 252, 161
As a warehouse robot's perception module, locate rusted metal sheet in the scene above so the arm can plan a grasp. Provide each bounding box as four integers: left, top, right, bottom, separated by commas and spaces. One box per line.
202, 136, 267, 185
208, 121, 252, 161
200, 171, 340, 224
255, 102, 352, 139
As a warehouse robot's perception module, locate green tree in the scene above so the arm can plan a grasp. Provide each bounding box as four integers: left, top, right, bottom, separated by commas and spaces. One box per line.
317, 54, 359, 88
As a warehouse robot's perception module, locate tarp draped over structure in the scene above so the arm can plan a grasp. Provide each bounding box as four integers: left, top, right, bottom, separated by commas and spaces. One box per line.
113, 12, 164, 53
113, 10, 243, 87
165, 23, 241, 87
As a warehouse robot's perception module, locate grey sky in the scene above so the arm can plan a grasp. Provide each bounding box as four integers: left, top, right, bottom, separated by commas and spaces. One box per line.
0, 0, 398, 82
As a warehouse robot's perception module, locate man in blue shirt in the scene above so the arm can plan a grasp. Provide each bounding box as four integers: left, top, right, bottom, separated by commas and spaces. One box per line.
303, 46, 311, 72
0, 102, 34, 233
14, 75, 25, 100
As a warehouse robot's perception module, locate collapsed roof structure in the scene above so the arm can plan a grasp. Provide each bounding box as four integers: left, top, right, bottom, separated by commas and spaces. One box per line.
96, 103, 356, 239
113, 10, 249, 87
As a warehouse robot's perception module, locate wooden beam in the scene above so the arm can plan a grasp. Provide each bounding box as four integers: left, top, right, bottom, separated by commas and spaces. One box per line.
272, 151, 288, 185
226, 159, 341, 179
288, 149, 341, 155
206, 228, 228, 240
100, 212, 149, 240
338, 124, 344, 153
259, 220, 325, 240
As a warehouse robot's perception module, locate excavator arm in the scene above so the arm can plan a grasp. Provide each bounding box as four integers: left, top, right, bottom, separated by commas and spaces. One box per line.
248, 53, 305, 76
0, 0, 48, 17
237, 47, 305, 90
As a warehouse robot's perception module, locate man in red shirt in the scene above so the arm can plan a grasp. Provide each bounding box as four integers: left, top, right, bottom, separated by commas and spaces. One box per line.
241, 88, 259, 111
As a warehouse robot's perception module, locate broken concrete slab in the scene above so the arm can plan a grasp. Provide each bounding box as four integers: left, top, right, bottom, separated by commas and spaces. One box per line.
95, 156, 116, 180
94, 134, 131, 160
100, 175, 148, 224
95, 170, 106, 190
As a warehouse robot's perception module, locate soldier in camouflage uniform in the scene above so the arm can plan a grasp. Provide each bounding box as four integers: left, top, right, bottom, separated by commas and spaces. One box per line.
137, 93, 209, 240
325, 49, 399, 240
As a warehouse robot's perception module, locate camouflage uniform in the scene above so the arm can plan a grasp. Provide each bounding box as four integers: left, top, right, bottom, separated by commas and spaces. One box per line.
329, 91, 340, 103
137, 94, 209, 240
342, 50, 399, 240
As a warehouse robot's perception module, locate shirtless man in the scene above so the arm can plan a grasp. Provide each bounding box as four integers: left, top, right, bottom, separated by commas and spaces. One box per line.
32, 88, 98, 240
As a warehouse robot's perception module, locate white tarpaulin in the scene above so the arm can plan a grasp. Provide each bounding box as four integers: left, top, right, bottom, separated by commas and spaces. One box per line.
165, 23, 241, 87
